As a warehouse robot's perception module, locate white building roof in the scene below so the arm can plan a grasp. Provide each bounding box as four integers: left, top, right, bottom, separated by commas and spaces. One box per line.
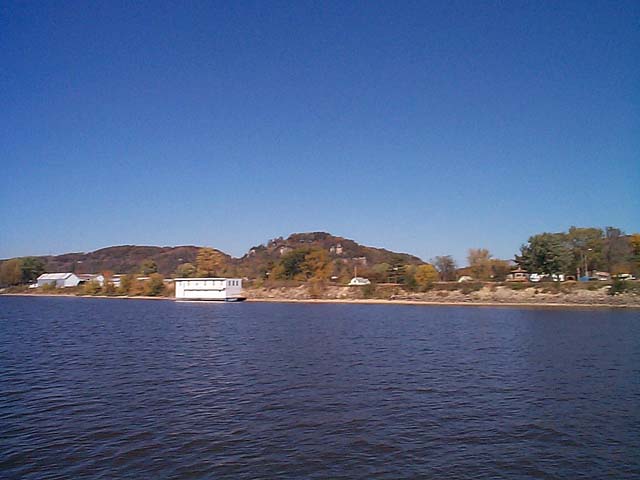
38, 273, 75, 280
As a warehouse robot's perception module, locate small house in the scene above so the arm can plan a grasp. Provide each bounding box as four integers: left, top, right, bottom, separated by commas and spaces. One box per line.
348, 277, 371, 286
77, 274, 105, 286
506, 267, 528, 282
174, 278, 244, 301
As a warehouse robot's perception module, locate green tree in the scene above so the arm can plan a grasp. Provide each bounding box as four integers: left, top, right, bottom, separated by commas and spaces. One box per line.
387, 255, 407, 284
140, 259, 158, 275
196, 248, 225, 277
175, 262, 197, 278
567, 226, 604, 277
414, 264, 438, 291
629, 233, 640, 276
371, 263, 390, 283
20, 257, 45, 283
519, 233, 572, 278
403, 265, 418, 291
0, 259, 23, 286
603, 227, 632, 274
433, 255, 457, 281
273, 248, 309, 280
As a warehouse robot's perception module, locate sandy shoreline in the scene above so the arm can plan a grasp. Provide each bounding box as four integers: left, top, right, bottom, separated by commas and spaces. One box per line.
2, 293, 638, 309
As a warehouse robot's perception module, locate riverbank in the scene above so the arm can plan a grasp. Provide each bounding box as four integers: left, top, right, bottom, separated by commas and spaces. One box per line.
246, 297, 640, 309
244, 283, 640, 308
1, 292, 171, 301
4, 283, 640, 308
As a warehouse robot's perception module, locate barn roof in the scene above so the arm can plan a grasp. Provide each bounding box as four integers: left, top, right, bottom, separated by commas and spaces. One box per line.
37, 273, 75, 280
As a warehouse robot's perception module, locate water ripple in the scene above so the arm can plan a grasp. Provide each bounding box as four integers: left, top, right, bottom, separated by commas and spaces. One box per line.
1, 297, 639, 479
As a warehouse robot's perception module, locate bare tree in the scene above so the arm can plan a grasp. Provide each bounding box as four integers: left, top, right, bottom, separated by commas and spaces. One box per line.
433, 255, 457, 281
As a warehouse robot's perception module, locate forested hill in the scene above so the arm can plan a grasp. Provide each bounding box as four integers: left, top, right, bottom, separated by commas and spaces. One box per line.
60, 232, 425, 277
31, 245, 224, 276
235, 232, 425, 279
1, 232, 425, 279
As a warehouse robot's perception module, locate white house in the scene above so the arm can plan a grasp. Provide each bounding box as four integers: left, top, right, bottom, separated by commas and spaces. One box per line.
77, 274, 105, 286
174, 278, 244, 301
348, 277, 371, 286
37, 273, 82, 288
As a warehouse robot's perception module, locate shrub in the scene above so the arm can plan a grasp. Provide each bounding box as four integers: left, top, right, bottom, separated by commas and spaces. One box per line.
41, 282, 58, 292
82, 280, 101, 296
362, 283, 377, 299
103, 281, 117, 296
308, 279, 326, 299
460, 282, 483, 295
144, 274, 165, 297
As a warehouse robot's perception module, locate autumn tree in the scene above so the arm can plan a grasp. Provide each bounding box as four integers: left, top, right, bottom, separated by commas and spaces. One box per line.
0, 259, 23, 286
102, 271, 116, 295
302, 249, 332, 281
414, 264, 438, 291
467, 248, 493, 281
433, 255, 457, 281
196, 248, 225, 277
83, 280, 101, 295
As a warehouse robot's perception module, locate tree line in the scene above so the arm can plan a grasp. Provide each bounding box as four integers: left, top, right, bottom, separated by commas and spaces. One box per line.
2, 227, 638, 290
0, 257, 45, 287
518, 227, 639, 278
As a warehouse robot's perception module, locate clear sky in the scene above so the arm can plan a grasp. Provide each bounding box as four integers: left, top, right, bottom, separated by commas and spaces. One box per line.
1, 0, 638, 264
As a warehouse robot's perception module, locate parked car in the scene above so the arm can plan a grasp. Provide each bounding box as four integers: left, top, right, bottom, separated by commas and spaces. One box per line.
614, 274, 636, 281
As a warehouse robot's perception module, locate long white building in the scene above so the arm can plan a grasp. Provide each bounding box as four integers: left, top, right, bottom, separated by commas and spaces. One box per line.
174, 278, 244, 301
37, 273, 106, 288
37, 273, 82, 288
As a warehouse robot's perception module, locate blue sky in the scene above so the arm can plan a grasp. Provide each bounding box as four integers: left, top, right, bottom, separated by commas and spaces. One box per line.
1, 0, 638, 264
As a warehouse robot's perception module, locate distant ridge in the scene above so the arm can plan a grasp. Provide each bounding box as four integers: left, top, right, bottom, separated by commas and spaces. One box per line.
1, 232, 425, 276
29, 245, 226, 276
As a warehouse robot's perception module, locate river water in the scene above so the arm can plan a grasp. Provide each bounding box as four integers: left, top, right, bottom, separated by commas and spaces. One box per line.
1, 296, 638, 479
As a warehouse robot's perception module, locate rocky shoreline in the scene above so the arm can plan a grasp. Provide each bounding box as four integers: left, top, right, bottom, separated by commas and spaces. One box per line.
244, 284, 640, 308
